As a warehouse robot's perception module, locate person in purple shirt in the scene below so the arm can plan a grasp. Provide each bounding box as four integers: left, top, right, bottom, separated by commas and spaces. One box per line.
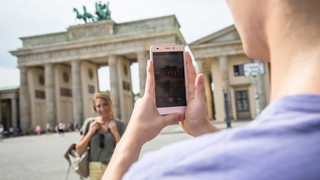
103, 0, 320, 179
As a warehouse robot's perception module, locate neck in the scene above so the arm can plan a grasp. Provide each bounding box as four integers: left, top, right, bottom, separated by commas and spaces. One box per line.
99, 115, 111, 122
270, 51, 320, 102
267, 3, 320, 102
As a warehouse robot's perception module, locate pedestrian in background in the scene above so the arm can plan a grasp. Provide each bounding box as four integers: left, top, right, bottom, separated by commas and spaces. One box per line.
58, 122, 65, 136
36, 125, 41, 135
9, 127, 14, 137
0, 124, 4, 141
46, 123, 51, 135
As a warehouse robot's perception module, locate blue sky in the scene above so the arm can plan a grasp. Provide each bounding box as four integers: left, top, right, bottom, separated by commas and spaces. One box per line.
0, 0, 233, 93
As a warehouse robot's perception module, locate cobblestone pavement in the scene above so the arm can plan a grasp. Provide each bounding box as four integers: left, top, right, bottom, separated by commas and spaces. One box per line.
0, 120, 250, 180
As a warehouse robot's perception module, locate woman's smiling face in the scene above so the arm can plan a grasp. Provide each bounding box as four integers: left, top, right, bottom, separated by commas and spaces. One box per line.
95, 98, 109, 116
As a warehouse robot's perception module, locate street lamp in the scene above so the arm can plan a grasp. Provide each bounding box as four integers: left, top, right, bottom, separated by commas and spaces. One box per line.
223, 88, 232, 128
244, 62, 264, 116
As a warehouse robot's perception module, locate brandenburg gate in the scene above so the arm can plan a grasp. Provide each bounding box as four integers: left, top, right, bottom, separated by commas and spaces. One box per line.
11, 15, 185, 132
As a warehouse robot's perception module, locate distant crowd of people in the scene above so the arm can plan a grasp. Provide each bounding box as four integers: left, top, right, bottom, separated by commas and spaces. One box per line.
0, 121, 80, 138
0, 124, 21, 138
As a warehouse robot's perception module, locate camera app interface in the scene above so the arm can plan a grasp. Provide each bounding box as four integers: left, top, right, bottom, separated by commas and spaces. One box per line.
153, 52, 186, 107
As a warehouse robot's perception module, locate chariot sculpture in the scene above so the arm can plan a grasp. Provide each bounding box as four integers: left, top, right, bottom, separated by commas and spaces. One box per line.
73, 1, 111, 23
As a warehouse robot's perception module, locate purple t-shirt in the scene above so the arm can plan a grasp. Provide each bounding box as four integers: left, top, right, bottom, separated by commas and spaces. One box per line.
124, 95, 320, 180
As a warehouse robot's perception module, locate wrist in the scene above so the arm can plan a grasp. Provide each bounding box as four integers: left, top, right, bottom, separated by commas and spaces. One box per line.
88, 130, 96, 137
193, 117, 219, 137
202, 120, 219, 134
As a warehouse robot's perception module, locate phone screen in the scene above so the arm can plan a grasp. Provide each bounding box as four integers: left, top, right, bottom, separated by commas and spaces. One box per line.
153, 51, 187, 108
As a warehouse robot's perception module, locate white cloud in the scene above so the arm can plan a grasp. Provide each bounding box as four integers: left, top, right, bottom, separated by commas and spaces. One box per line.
98, 66, 110, 92
98, 63, 140, 94
0, 67, 20, 87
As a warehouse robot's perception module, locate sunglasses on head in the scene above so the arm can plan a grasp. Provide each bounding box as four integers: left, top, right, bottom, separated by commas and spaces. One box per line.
99, 134, 105, 148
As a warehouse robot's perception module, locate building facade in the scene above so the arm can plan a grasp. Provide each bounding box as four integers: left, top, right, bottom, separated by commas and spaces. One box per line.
3, 17, 271, 134
189, 25, 270, 121
0, 86, 19, 134
10, 15, 185, 133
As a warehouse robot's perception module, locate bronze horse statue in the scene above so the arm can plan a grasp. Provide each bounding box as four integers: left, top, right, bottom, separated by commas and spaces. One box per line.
95, 1, 111, 21
73, 6, 95, 23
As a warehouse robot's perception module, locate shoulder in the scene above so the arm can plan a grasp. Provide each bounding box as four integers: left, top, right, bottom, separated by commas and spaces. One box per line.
124, 122, 320, 179
83, 117, 96, 125
112, 119, 126, 135
113, 119, 125, 126
86, 117, 96, 123
80, 117, 96, 135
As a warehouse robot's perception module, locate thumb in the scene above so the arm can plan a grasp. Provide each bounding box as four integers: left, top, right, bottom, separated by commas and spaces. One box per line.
194, 73, 205, 98
162, 113, 181, 126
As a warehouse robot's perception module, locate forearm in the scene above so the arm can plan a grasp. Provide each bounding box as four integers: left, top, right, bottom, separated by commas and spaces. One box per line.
102, 133, 143, 180
113, 131, 121, 144
110, 127, 121, 144
102, 59, 180, 179
182, 115, 220, 137
76, 134, 92, 155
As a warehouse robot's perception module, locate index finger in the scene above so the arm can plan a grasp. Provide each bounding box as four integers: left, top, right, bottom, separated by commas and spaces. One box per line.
144, 60, 155, 97
185, 51, 196, 95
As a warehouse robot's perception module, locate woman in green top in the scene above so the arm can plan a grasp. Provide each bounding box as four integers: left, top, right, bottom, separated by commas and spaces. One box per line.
76, 92, 125, 180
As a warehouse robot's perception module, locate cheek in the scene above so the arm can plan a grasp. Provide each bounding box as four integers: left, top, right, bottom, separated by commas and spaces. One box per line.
97, 106, 109, 114
241, 26, 270, 61
95, 107, 101, 113
95, 106, 103, 112
232, 13, 270, 61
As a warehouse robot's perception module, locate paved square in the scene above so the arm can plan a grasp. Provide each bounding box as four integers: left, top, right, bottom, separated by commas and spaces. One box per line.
0, 121, 249, 180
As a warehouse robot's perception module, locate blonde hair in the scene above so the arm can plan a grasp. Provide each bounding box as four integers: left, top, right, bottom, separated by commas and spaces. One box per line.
92, 92, 114, 119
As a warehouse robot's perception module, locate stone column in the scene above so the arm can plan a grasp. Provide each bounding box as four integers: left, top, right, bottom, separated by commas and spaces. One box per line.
19, 66, 31, 133
11, 96, 18, 129
204, 73, 214, 120
0, 99, 2, 126
137, 51, 148, 97
45, 64, 56, 127
219, 56, 229, 89
196, 61, 203, 74
219, 56, 233, 121
71, 60, 83, 125
109, 56, 121, 119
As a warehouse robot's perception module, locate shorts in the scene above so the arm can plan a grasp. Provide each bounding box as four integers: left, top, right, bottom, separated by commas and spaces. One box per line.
89, 162, 107, 180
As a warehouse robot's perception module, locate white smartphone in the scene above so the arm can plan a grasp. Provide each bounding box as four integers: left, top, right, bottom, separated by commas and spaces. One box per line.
150, 44, 188, 115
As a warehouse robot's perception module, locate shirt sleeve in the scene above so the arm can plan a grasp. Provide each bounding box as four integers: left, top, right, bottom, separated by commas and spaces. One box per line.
79, 117, 94, 136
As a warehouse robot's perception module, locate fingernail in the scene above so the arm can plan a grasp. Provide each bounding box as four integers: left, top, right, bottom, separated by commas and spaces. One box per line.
199, 74, 204, 85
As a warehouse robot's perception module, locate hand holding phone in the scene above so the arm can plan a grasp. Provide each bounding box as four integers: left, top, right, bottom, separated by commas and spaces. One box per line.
150, 44, 188, 115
